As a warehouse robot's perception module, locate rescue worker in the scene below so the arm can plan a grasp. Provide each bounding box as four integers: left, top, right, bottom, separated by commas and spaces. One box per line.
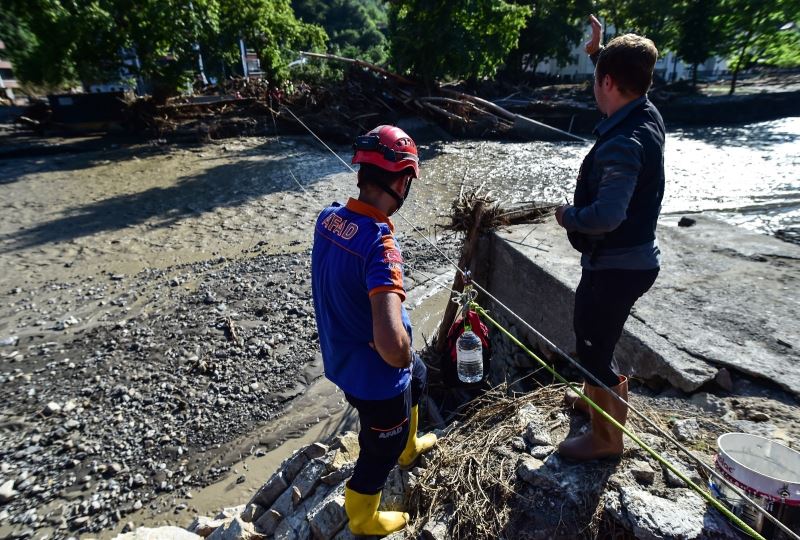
555, 16, 665, 461
311, 125, 437, 535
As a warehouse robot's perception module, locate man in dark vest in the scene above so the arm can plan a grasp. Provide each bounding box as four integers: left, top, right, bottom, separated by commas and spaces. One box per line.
555, 16, 665, 461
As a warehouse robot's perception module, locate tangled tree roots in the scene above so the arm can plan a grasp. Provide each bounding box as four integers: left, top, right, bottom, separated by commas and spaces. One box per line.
448, 184, 558, 235
409, 384, 566, 538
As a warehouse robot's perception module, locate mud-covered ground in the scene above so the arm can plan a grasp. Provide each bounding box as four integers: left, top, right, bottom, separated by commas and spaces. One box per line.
0, 240, 455, 538
0, 135, 460, 538
0, 117, 797, 538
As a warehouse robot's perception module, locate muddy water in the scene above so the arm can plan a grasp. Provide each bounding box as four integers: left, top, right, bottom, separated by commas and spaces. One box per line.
420, 116, 800, 238
1, 117, 797, 296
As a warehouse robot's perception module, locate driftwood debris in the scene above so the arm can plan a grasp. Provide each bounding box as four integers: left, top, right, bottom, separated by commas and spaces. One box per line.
299, 51, 415, 86
300, 51, 582, 141
224, 317, 242, 347
433, 188, 558, 352
434, 198, 485, 355
16, 52, 584, 143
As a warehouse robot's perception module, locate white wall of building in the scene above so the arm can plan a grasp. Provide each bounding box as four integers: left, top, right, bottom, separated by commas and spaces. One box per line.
532, 24, 728, 83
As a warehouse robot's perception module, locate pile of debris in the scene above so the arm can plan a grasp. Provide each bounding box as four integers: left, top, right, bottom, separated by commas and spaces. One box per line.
15, 55, 583, 145
119, 383, 748, 539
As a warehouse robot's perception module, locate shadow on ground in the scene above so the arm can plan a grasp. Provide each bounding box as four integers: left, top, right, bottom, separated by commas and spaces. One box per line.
0, 143, 336, 253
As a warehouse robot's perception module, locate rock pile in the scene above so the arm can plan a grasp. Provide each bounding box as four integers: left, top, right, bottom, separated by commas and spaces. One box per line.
123, 383, 753, 540
118, 431, 423, 540
0, 251, 321, 536
0, 234, 457, 538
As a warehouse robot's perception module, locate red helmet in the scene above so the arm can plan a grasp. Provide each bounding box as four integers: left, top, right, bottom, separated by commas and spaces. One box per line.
352, 125, 419, 178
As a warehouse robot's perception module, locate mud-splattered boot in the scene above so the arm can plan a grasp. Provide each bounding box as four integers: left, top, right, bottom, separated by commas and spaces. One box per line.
558, 376, 628, 461
345, 485, 408, 536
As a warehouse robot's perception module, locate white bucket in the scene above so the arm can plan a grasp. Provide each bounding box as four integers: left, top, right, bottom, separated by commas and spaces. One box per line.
713, 433, 800, 539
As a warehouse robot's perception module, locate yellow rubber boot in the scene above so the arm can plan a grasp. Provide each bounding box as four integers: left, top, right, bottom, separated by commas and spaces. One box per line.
344, 486, 408, 536
398, 404, 437, 469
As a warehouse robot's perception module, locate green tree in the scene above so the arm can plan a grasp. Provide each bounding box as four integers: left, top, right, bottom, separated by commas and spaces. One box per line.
215, 0, 326, 84
717, 0, 800, 94
758, 23, 800, 68
593, 0, 677, 46
673, 0, 723, 90
0, 1, 118, 88
504, 0, 591, 79
0, 0, 326, 93
121, 0, 222, 95
620, 0, 677, 47
388, 0, 531, 85
292, 0, 388, 64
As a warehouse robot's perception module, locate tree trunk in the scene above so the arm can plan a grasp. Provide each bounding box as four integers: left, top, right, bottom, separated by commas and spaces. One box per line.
434, 202, 485, 354
692, 63, 698, 92
505, 48, 524, 81
729, 17, 760, 95
528, 54, 542, 81
671, 54, 678, 83
729, 63, 741, 95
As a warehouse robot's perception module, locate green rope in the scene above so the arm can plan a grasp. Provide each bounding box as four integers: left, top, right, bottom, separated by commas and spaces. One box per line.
473, 303, 766, 540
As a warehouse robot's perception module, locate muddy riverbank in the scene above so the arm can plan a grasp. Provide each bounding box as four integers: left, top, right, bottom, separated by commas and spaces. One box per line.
0, 224, 456, 538
0, 134, 460, 537
0, 116, 798, 537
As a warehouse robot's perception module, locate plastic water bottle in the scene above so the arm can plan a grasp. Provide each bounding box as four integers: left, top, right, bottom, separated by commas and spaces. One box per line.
457, 328, 483, 383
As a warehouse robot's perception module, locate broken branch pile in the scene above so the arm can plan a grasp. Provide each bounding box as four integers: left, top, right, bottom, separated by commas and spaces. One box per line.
18, 52, 578, 142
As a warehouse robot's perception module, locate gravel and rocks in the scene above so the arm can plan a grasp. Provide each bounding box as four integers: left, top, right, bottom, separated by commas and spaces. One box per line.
0, 234, 457, 538
0, 251, 319, 534
130, 386, 761, 540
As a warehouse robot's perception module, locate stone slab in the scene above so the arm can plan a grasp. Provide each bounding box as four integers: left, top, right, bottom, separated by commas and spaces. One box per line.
483, 214, 800, 396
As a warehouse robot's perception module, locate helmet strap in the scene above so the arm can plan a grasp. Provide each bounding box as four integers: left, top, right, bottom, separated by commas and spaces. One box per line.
377, 180, 406, 212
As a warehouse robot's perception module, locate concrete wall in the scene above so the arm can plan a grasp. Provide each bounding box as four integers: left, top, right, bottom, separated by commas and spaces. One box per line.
473, 215, 800, 397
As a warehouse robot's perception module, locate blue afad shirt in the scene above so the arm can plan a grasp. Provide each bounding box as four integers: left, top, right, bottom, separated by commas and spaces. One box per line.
311, 198, 412, 401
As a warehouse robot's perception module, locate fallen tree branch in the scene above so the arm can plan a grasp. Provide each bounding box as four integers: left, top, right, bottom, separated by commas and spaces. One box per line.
300, 51, 416, 86
418, 100, 468, 123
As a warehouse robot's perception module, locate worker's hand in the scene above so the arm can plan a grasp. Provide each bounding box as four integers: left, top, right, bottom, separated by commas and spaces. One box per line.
555, 204, 571, 227
584, 14, 603, 56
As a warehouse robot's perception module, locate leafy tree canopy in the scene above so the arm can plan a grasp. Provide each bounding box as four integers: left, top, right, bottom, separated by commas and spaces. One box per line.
292, 0, 388, 64
217, 0, 326, 83
504, 0, 592, 77
715, 0, 800, 92
594, 0, 678, 47
671, 0, 724, 88
388, 0, 531, 85
0, 0, 326, 91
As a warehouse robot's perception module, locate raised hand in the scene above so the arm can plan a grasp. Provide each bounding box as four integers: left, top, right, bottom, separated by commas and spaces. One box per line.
584, 14, 603, 56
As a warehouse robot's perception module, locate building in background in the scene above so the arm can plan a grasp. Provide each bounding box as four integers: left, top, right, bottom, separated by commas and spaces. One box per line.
0, 40, 20, 103
239, 39, 263, 80
87, 48, 143, 94
533, 25, 727, 84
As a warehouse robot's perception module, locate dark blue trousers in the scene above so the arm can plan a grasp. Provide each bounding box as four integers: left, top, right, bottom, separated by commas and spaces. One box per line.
345, 354, 427, 494
574, 268, 659, 387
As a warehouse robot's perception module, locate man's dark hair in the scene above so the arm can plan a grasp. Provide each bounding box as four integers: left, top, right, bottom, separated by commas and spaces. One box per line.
357, 163, 413, 189
596, 34, 658, 96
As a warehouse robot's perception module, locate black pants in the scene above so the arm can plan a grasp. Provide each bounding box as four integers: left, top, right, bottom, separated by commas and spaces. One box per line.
574, 267, 659, 387
345, 354, 427, 494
